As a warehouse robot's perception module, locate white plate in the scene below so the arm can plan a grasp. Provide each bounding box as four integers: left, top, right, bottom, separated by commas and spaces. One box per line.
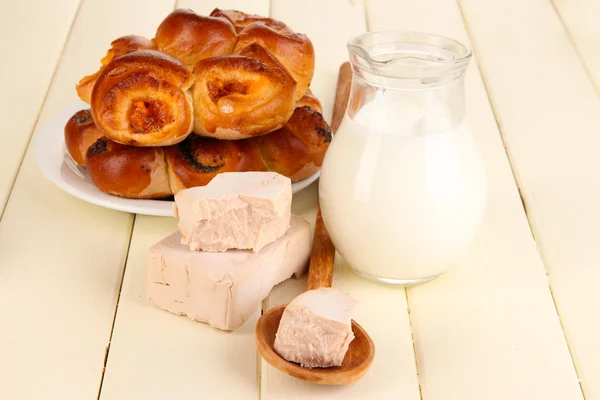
34, 101, 320, 217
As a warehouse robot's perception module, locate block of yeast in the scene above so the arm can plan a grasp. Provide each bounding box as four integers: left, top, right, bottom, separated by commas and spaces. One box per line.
147, 215, 310, 330
274, 288, 358, 367
173, 172, 292, 252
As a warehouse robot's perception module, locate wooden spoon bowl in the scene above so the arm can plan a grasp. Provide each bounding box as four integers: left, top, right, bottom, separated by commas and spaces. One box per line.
256, 304, 375, 385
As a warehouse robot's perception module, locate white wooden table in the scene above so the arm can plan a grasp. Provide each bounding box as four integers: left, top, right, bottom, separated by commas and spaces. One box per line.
1, 0, 598, 398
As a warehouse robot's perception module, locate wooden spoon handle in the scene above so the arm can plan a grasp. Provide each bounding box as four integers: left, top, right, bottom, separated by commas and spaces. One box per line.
331, 62, 352, 133
306, 62, 353, 291
307, 205, 336, 290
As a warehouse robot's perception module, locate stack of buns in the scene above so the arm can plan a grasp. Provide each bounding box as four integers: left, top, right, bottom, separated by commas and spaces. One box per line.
64, 8, 332, 199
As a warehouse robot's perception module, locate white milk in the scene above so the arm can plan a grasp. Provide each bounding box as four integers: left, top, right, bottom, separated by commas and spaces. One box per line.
319, 93, 486, 282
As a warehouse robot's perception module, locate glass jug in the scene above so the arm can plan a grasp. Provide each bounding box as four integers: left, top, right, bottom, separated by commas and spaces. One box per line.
319, 32, 486, 285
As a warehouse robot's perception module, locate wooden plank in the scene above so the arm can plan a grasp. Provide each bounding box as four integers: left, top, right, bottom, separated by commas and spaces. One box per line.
553, 0, 600, 93
177, 0, 268, 14
0, 1, 175, 399
99, 215, 262, 400
272, 0, 364, 123
261, 1, 421, 399
99, 2, 269, 399
459, 0, 600, 398
0, 0, 79, 213
366, 0, 584, 399
38, 0, 175, 121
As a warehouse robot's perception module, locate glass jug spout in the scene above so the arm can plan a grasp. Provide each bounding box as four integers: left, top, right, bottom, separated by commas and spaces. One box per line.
343, 31, 473, 134
347, 32, 472, 88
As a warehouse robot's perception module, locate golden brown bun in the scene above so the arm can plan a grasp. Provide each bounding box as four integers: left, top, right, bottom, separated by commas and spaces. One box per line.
210, 8, 292, 34
235, 22, 315, 100
76, 96, 331, 197
295, 89, 322, 113
165, 135, 266, 193
76, 35, 156, 104
167, 103, 331, 192
85, 137, 171, 199
91, 50, 194, 147
153, 9, 238, 67
191, 43, 296, 140
253, 105, 331, 181
64, 109, 106, 166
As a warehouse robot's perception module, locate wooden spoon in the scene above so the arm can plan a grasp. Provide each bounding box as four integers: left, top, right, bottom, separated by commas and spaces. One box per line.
255, 205, 375, 385
256, 62, 374, 385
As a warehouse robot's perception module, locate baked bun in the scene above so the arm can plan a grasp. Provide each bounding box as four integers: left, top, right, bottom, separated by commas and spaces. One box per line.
295, 89, 322, 113
153, 9, 238, 67
165, 134, 265, 193
210, 8, 292, 34
64, 109, 105, 166
254, 104, 331, 182
167, 101, 331, 192
91, 50, 194, 147
75, 90, 332, 197
235, 22, 314, 100
76, 35, 156, 104
191, 43, 296, 140
85, 137, 171, 199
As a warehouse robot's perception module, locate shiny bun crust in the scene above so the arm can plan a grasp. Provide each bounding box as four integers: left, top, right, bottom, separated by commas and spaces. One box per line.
85, 137, 171, 199
153, 9, 238, 67
165, 134, 265, 193
235, 22, 315, 100
64, 109, 105, 166
168, 102, 331, 191
76, 97, 331, 198
296, 89, 322, 113
71, 8, 327, 198
76, 35, 155, 104
191, 43, 296, 140
91, 50, 194, 147
209, 8, 292, 34
254, 105, 331, 181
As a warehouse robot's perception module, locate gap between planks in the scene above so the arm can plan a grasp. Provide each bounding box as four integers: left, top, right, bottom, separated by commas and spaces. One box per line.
96, 1, 178, 397
96, 215, 137, 400
404, 288, 424, 400
549, 0, 600, 102
258, 299, 266, 399
363, 0, 371, 32
454, 0, 587, 398
546, 280, 587, 398
0, 0, 84, 223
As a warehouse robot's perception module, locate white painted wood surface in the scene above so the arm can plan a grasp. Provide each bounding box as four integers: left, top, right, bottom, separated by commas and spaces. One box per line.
99, 215, 261, 400
367, 1, 583, 399
459, 0, 600, 398
0, 0, 79, 212
553, 0, 600, 93
1, 0, 599, 398
0, 0, 172, 399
